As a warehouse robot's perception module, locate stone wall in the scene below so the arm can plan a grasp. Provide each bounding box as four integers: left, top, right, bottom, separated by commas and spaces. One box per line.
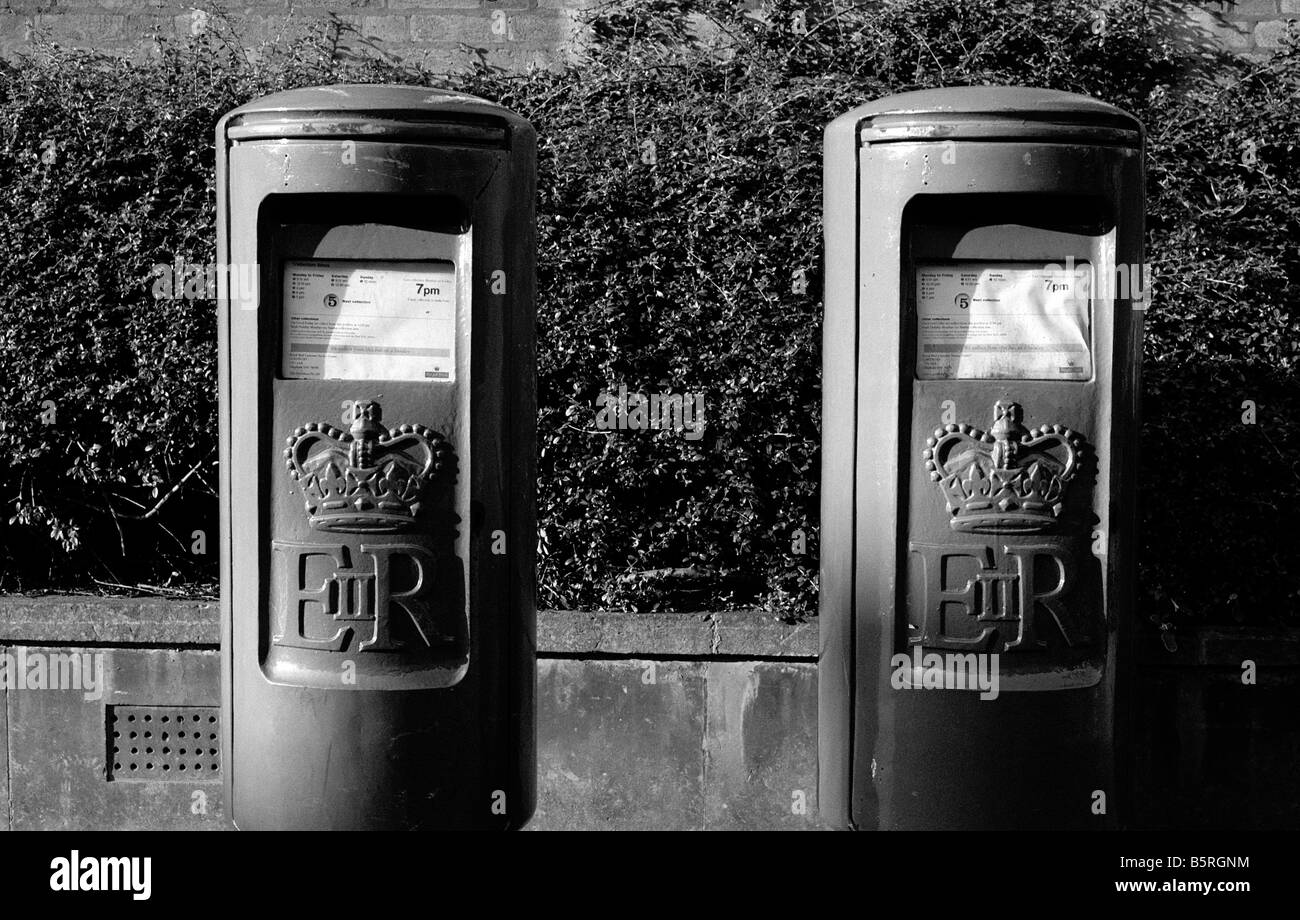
0, 597, 1296, 830
1187, 0, 1300, 51
0, 0, 586, 68
1, 2, 1297, 63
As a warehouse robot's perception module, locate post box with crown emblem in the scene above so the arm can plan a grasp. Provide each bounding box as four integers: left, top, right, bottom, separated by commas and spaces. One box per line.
216, 85, 536, 830
819, 87, 1144, 830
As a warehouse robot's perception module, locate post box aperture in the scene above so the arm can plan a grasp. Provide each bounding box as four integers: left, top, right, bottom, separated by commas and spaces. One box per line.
261, 194, 472, 692
820, 89, 1143, 831
903, 194, 1109, 675
217, 86, 536, 831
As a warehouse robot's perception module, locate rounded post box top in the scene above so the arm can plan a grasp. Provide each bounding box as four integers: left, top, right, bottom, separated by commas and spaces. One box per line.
219, 83, 533, 143
830, 86, 1141, 146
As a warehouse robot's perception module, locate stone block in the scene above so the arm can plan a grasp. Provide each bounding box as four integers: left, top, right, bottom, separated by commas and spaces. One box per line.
34, 12, 125, 41
1179, 6, 1254, 50
360, 14, 409, 44
704, 662, 827, 829
6, 646, 225, 831
1255, 18, 1295, 46
409, 12, 496, 44
389, 0, 482, 9
532, 658, 706, 830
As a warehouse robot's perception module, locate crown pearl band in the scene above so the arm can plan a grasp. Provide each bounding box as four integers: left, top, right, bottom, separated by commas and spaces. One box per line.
283, 400, 454, 534
923, 400, 1085, 534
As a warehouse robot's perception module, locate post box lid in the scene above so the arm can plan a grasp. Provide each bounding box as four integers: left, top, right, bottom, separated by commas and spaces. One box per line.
832, 86, 1141, 146
220, 84, 531, 144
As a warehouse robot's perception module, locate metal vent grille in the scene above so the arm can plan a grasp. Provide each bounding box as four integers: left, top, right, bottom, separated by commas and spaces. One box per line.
107, 705, 221, 781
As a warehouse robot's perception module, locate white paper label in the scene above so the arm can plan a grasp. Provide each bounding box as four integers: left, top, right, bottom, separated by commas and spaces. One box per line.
281, 259, 457, 382
915, 261, 1092, 380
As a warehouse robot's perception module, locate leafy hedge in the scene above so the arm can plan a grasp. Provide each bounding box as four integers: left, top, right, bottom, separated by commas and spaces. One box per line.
0, 0, 1295, 625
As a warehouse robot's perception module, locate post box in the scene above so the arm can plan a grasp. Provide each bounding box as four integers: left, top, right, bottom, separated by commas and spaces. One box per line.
216, 85, 537, 830
819, 88, 1144, 830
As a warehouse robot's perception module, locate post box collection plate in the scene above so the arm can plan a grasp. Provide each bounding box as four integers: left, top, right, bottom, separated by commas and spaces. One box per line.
280, 259, 459, 382
914, 260, 1093, 380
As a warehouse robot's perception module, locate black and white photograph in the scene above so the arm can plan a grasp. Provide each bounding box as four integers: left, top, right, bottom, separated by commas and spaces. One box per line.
0, 0, 1293, 899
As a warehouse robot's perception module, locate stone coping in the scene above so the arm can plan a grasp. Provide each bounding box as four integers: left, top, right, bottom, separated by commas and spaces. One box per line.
0, 595, 816, 658
0, 595, 1295, 665
0, 596, 219, 646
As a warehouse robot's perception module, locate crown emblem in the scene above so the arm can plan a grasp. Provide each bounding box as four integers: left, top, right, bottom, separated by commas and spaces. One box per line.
283, 400, 454, 533
922, 401, 1086, 534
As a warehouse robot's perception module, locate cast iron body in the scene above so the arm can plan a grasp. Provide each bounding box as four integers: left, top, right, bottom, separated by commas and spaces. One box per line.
216, 85, 537, 830
820, 87, 1144, 830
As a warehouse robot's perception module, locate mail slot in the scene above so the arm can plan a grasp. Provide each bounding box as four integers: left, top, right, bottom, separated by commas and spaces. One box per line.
216, 85, 537, 830
819, 88, 1144, 830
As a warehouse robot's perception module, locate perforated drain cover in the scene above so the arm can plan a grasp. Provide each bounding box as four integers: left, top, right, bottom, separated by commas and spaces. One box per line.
107, 705, 220, 781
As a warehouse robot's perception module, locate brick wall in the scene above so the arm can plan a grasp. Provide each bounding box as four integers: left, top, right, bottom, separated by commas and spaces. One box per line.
0, 1, 586, 69
1, 2, 1296, 66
